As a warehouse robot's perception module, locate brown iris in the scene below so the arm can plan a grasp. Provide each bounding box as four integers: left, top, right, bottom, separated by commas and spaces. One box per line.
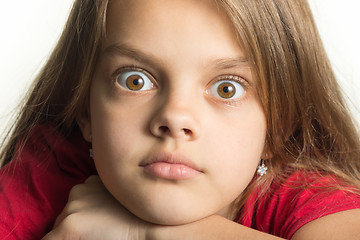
126, 75, 145, 91
217, 82, 236, 99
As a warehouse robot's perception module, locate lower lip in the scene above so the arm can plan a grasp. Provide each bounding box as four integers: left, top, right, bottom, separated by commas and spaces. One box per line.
143, 162, 201, 180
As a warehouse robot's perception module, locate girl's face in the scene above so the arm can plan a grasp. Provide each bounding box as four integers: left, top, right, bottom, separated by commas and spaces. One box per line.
80, 0, 267, 224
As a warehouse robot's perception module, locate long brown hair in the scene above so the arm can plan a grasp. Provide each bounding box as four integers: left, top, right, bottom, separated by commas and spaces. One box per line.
217, 0, 360, 215
1, 0, 359, 216
0, 0, 108, 166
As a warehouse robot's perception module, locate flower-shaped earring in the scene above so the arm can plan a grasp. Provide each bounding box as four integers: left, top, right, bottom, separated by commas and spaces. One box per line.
257, 159, 268, 176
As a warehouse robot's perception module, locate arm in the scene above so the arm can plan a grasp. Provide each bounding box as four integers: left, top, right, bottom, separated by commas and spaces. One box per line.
43, 176, 284, 240
153, 210, 360, 240
44, 176, 360, 240
150, 215, 284, 240
291, 209, 360, 240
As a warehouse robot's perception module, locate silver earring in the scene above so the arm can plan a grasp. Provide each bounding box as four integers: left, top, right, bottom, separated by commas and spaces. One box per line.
257, 159, 267, 176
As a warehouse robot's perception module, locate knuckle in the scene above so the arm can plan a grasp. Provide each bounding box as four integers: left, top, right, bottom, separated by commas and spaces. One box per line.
68, 184, 86, 200
61, 199, 80, 214
85, 175, 100, 184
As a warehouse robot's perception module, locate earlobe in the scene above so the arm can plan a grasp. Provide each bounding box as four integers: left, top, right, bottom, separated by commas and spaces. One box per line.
76, 114, 92, 142
261, 151, 272, 160
261, 142, 274, 160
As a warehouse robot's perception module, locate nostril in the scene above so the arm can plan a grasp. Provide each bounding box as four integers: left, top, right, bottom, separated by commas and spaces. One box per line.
159, 126, 170, 134
158, 126, 192, 137
183, 128, 192, 135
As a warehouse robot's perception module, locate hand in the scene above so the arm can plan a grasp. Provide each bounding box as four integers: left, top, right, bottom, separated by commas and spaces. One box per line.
42, 176, 283, 240
42, 175, 150, 240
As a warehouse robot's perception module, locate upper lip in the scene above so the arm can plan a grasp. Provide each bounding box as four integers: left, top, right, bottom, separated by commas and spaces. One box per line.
139, 151, 203, 172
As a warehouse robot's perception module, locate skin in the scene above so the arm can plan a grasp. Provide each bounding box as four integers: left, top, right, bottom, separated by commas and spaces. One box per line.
44, 0, 360, 239
79, 0, 267, 225
43, 177, 360, 240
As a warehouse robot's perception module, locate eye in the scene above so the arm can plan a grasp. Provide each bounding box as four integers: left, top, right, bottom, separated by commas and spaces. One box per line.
116, 70, 154, 91
208, 79, 245, 99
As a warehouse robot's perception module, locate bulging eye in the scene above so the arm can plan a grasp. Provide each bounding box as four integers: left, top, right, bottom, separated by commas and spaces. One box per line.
116, 70, 154, 91
208, 80, 245, 99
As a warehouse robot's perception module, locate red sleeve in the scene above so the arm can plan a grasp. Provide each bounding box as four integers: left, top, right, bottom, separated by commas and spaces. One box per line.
0, 125, 97, 239
238, 172, 360, 239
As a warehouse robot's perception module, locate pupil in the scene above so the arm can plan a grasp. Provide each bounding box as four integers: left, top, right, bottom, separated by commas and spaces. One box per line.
223, 86, 230, 93
133, 79, 140, 85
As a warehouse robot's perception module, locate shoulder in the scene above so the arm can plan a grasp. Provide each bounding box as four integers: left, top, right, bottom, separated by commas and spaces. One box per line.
238, 170, 360, 239
0, 124, 97, 239
10, 124, 95, 172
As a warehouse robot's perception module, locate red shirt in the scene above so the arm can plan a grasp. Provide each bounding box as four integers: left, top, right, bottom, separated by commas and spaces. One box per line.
238, 172, 360, 239
0, 125, 96, 239
1, 125, 360, 239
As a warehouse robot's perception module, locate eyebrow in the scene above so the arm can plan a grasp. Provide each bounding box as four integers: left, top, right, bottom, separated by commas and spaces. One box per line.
212, 57, 250, 70
104, 43, 162, 67
103, 43, 250, 70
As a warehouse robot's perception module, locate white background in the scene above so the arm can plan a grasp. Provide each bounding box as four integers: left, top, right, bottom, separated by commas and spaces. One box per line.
0, 0, 359, 137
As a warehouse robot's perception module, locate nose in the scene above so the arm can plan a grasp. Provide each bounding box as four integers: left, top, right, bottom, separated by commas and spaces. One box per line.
150, 98, 200, 141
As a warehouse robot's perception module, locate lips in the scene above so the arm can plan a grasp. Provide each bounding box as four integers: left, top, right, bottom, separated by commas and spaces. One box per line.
139, 152, 202, 180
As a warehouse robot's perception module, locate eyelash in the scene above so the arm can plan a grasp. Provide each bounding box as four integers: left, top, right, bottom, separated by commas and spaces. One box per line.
213, 74, 248, 88
111, 65, 249, 104
209, 75, 249, 104
112, 65, 155, 82
111, 65, 157, 91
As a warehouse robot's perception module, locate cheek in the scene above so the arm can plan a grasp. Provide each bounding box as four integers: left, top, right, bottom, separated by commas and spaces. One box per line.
205, 108, 266, 191
90, 105, 149, 197
90, 82, 151, 144
207, 108, 266, 163
89, 93, 148, 170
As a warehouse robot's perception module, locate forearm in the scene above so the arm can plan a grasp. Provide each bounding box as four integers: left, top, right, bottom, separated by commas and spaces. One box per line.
149, 215, 285, 240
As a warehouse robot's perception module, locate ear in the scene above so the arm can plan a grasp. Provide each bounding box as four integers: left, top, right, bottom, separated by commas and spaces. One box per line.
77, 112, 92, 142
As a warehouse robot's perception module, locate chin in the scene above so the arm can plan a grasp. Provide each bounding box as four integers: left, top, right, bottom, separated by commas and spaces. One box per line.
127, 202, 210, 226
138, 211, 204, 226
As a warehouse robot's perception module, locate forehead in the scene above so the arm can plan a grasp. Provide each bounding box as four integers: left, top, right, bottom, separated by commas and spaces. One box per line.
106, 0, 227, 33
104, 0, 247, 63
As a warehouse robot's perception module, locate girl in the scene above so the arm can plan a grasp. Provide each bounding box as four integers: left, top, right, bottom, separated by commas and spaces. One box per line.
1, 0, 360, 239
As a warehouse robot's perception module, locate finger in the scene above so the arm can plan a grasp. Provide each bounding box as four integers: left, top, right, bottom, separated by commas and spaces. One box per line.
68, 176, 102, 200
52, 207, 69, 229
85, 175, 101, 184
43, 215, 83, 240
41, 228, 60, 240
